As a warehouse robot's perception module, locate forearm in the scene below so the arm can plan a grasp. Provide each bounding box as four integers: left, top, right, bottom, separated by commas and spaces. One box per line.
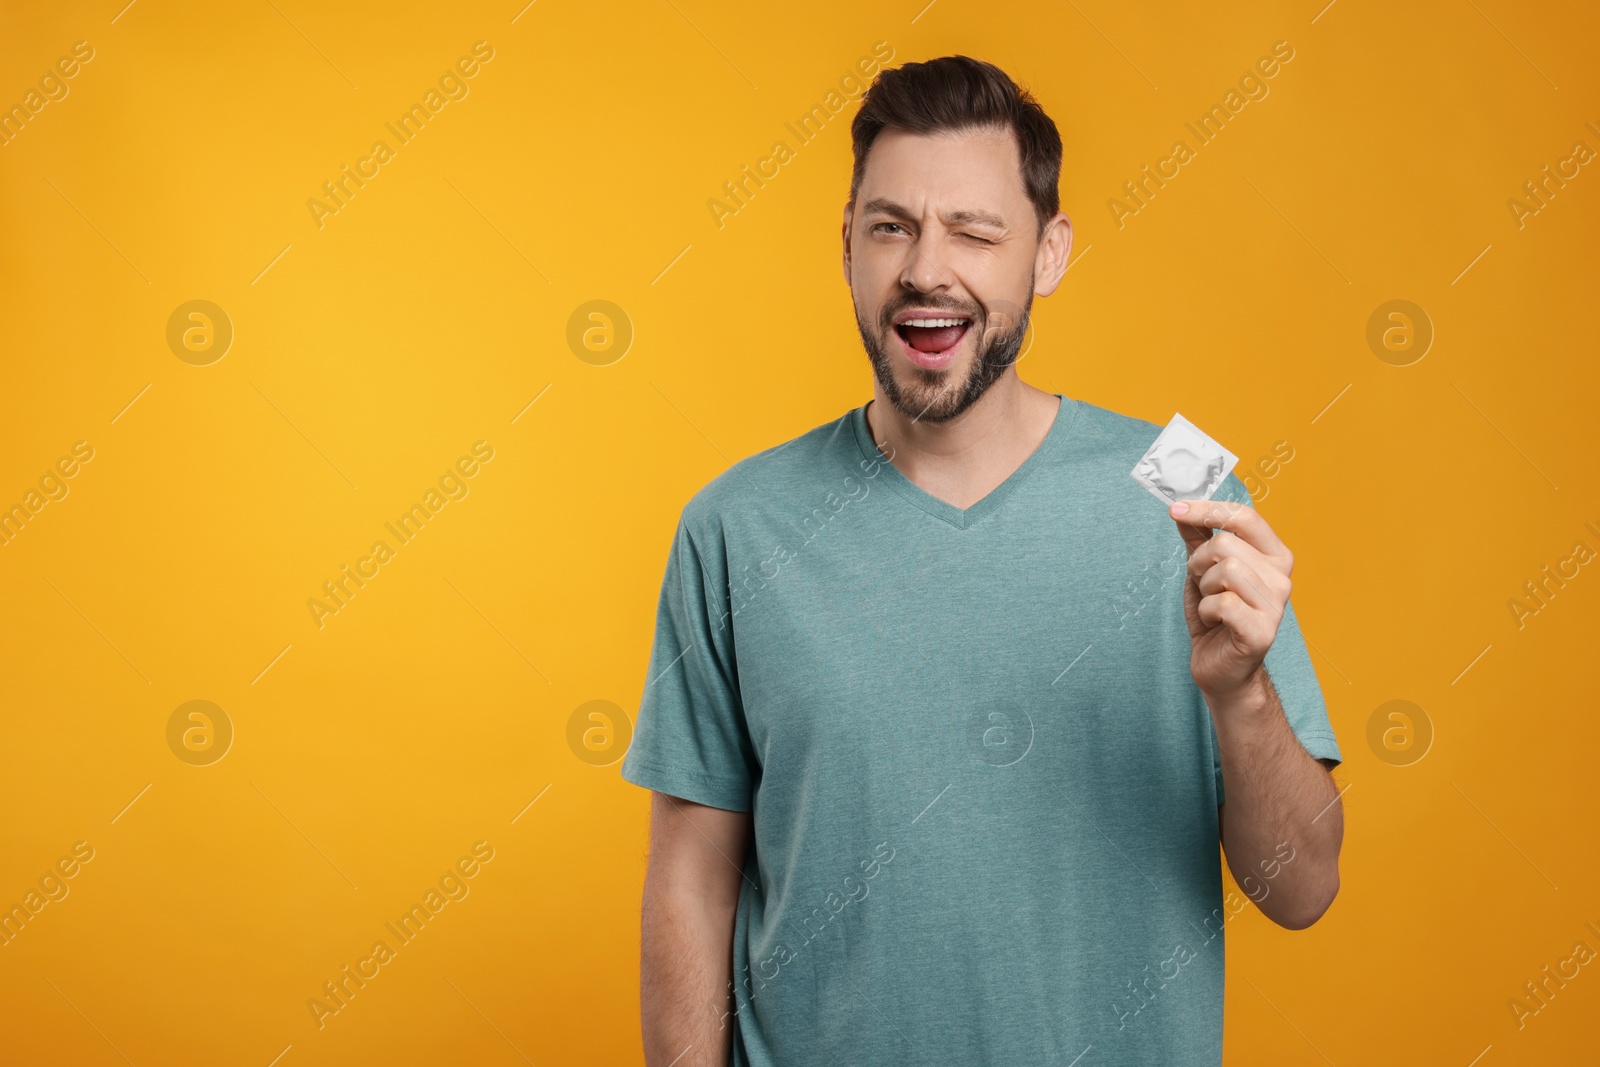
641, 881, 739, 1067
1211, 667, 1343, 929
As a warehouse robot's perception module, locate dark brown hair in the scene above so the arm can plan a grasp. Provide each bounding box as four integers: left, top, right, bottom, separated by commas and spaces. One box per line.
849, 55, 1062, 237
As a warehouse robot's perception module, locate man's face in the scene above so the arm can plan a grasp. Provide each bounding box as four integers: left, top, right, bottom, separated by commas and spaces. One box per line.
843, 125, 1062, 423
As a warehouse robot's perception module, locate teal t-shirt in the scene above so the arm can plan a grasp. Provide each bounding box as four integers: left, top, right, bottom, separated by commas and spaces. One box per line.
621, 392, 1342, 1066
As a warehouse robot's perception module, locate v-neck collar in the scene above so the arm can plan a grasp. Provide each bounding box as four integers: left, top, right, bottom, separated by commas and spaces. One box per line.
850, 392, 1077, 530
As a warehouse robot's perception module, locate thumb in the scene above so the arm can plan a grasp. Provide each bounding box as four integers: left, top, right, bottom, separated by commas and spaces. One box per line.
1173, 508, 1213, 554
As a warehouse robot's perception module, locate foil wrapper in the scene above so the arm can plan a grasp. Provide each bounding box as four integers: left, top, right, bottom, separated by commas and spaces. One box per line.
1130, 412, 1238, 505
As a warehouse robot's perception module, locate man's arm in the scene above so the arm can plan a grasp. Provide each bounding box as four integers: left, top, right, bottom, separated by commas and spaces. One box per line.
1168, 497, 1343, 930
641, 790, 753, 1067
1213, 667, 1344, 929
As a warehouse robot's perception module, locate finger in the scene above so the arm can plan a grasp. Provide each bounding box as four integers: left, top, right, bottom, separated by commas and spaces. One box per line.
1195, 589, 1241, 628
1196, 555, 1276, 611
1187, 536, 1287, 596
1185, 532, 1249, 579
1169, 499, 1289, 562
1196, 590, 1264, 638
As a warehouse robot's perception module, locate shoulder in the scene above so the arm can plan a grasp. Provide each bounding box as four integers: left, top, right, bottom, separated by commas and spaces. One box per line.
1069, 396, 1166, 455
677, 405, 860, 544
1062, 396, 1253, 504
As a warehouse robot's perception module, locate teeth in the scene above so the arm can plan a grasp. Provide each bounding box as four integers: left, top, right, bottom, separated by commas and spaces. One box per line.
901, 317, 968, 328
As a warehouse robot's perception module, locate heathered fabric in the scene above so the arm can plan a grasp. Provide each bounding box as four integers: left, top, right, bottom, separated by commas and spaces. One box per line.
622, 393, 1342, 1066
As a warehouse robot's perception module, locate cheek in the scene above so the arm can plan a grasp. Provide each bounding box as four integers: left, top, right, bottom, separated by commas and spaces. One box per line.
980, 295, 1027, 331
853, 295, 881, 333
857, 290, 899, 336
861, 283, 899, 328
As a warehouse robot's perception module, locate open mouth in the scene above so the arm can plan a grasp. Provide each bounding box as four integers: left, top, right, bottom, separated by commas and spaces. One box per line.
893, 316, 971, 368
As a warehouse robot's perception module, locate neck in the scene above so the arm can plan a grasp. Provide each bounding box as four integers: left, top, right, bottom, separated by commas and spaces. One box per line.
864, 373, 1060, 509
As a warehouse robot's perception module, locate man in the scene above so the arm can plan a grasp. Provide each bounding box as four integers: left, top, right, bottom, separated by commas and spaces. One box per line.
622, 54, 1343, 1066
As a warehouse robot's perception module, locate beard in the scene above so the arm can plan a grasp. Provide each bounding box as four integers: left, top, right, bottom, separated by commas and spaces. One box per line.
855, 285, 1034, 424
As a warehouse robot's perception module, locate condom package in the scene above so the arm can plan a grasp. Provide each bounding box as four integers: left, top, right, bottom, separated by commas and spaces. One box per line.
1129, 412, 1239, 505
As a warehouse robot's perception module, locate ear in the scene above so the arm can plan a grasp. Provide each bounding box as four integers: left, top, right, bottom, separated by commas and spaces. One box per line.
1032, 212, 1073, 298
841, 200, 855, 286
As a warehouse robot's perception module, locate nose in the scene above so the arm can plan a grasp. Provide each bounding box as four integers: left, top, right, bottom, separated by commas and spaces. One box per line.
897, 233, 952, 294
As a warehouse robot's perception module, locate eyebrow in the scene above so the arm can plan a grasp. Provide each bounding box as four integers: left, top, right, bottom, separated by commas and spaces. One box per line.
860, 198, 1008, 232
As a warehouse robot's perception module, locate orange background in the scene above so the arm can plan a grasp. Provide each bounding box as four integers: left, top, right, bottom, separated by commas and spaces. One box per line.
2, 1, 1596, 1063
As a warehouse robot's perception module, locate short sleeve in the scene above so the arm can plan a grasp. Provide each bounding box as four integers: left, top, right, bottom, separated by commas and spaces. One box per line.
1207, 473, 1342, 805
621, 517, 759, 812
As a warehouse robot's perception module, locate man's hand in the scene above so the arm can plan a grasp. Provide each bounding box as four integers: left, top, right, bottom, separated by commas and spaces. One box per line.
1168, 497, 1293, 703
